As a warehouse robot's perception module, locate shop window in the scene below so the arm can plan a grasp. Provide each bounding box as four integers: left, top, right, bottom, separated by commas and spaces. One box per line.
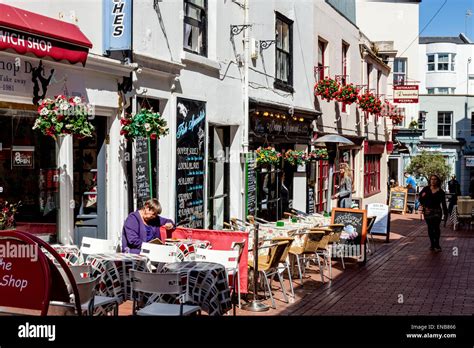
393, 58, 407, 85
364, 155, 380, 197
275, 13, 293, 92
437, 111, 452, 137
183, 0, 207, 56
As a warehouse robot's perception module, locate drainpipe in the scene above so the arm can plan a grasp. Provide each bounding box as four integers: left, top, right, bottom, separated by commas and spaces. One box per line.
242, 0, 250, 153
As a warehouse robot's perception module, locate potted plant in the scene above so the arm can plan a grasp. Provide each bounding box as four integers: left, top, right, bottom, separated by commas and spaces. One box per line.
255, 146, 281, 166
357, 91, 382, 115
391, 114, 404, 126
334, 83, 359, 105
283, 149, 307, 166
0, 201, 21, 230
314, 77, 340, 102
33, 95, 95, 139
307, 148, 329, 160
120, 108, 169, 140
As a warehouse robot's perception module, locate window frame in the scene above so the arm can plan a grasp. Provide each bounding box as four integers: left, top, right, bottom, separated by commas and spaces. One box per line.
437, 111, 452, 137
341, 41, 349, 113
364, 155, 381, 197
183, 0, 208, 57
393, 57, 407, 86
317, 38, 327, 82
274, 12, 294, 93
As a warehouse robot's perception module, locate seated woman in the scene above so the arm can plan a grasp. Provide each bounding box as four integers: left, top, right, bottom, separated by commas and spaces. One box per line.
121, 198, 175, 254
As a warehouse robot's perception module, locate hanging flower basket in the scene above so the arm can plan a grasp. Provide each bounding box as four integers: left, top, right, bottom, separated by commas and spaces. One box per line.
0, 201, 21, 230
33, 95, 95, 139
284, 149, 307, 166
307, 148, 329, 160
255, 146, 281, 166
390, 114, 404, 126
334, 83, 359, 105
357, 92, 382, 115
120, 108, 169, 140
314, 77, 340, 102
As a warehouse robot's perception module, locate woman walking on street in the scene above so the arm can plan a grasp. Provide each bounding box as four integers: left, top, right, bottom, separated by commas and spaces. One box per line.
332, 163, 352, 208
418, 175, 448, 252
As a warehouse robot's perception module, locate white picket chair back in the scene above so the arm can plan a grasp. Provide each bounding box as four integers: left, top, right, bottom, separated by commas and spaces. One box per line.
140, 243, 178, 263
195, 248, 239, 270
80, 237, 116, 255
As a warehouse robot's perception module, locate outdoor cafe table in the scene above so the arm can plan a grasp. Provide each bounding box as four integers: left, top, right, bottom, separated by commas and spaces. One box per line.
50, 244, 84, 265
164, 239, 212, 261
85, 253, 149, 302
147, 261, 232, 316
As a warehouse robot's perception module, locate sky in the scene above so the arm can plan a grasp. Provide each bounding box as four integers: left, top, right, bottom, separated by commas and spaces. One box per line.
420, 0, 474, 38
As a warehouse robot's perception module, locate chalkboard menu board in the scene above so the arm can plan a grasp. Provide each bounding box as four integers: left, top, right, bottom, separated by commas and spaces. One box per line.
307, 185, 315, 214
389, 188, 407, 213
135, 136, 151, 209
176, 98, 206, 228
245, 153, 257, 218
331, 208, 367, 246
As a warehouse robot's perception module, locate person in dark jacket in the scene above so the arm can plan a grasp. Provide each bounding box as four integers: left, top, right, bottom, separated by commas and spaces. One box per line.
418, 175, 448, 252
121, 199, 175, 254
447, 175, 461, 214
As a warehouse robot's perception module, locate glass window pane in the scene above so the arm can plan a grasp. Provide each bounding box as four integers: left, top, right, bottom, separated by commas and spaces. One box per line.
428, 55, 434, 63
276, 20, 283, 49
438, 54, 449, 62
186, 5, 202, 21
282, 23, 289, 52
438, 88, 449, 94
187, 0, 205, 8
428, 63, 435, 71
427, 88, 434, 94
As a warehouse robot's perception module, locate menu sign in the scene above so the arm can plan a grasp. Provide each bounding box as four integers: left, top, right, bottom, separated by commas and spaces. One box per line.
176, 98, 206, 228
389, 188, 407, 213
307, 185, 315, 214
11, 146, 34, 169
245, 153, 257, 217
135, 137, 151, 209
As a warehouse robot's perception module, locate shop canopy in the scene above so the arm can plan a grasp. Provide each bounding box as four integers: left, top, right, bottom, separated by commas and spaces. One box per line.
0, 4, 92, 66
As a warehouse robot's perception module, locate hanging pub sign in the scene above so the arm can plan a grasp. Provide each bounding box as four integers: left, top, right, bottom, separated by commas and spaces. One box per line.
103, 0, 132, 53
176, 98, 206, 228
393, 85, 419, 103
11, 146, 34, 169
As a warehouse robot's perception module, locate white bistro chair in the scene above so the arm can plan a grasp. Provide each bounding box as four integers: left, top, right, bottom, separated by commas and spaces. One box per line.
80, 237, 116, 255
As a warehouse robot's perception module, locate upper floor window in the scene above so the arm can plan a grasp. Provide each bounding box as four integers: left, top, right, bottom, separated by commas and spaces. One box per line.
341, 41, 349, 112
183, 0, 207, 56
426, 53, 456, 72
274, 13, 293, 92
393, 58, 407, 85
427, 87, 455, 94
318, 39, 326, 81
437, 111, 452, 137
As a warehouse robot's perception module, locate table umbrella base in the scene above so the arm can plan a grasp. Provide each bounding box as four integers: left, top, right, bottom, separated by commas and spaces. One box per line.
241, 300, 269, 312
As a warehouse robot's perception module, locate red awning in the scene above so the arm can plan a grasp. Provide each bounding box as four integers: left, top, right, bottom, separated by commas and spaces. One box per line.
0, 4, 92, 66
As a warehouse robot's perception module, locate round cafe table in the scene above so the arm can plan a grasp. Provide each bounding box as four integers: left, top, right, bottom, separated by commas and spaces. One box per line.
147, 261, 232, 316
164, 239, 211, 261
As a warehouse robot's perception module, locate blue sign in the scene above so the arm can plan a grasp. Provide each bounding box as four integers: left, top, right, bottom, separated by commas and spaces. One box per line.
103, 0, 131, 52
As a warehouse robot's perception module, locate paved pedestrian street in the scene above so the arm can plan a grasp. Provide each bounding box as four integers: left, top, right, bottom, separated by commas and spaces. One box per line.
232, 213, 474, 316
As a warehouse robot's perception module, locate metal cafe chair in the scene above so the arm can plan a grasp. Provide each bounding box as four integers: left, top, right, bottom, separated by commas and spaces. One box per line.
130, 270, 201, 316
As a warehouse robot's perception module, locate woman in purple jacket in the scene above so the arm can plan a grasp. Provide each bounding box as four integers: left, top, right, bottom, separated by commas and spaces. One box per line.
121, 199, 175, 254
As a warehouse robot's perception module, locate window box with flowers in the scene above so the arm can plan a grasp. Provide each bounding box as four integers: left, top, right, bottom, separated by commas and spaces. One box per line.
120, 108, 169, 140
33, 95, 95, 139
255, 146, 281, 167
283, 149, 307, 166
357, 92, 382, 115
0, 201, 21, 230
314, 77, 340, 102
334, 83, 359, 105
390, 114, 404, 126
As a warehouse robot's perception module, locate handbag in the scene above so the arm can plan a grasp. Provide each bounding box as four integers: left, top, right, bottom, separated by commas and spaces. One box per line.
423, 207, 442, 220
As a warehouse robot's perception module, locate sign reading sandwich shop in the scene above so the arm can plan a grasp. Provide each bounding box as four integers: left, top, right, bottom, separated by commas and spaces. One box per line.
0, 4, 92, 66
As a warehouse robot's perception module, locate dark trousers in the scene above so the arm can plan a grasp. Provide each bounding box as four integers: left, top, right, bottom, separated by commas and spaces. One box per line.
425, 216, 441, 248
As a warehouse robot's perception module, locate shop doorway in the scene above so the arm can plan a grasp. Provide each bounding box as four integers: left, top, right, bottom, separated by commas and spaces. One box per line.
73, 116, 107, 244
207, 125, 230, 229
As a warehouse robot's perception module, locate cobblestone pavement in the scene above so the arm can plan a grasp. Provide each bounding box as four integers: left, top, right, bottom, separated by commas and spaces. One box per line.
119, 213, 474, 316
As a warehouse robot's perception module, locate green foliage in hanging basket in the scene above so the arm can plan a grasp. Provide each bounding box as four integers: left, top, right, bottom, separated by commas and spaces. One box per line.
33, 95, 95, 139
314, 77, 340, 102
284, 149, 307, 166
0, 201, 21, 230
307, 148, 329, 160
120, 108, 169, 140
255, 146, 282, 166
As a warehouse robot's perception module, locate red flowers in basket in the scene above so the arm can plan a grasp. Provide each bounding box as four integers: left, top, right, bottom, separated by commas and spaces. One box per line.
357, 91, 382, 115
314, 77, 340, 102
334, 83, 359, 105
